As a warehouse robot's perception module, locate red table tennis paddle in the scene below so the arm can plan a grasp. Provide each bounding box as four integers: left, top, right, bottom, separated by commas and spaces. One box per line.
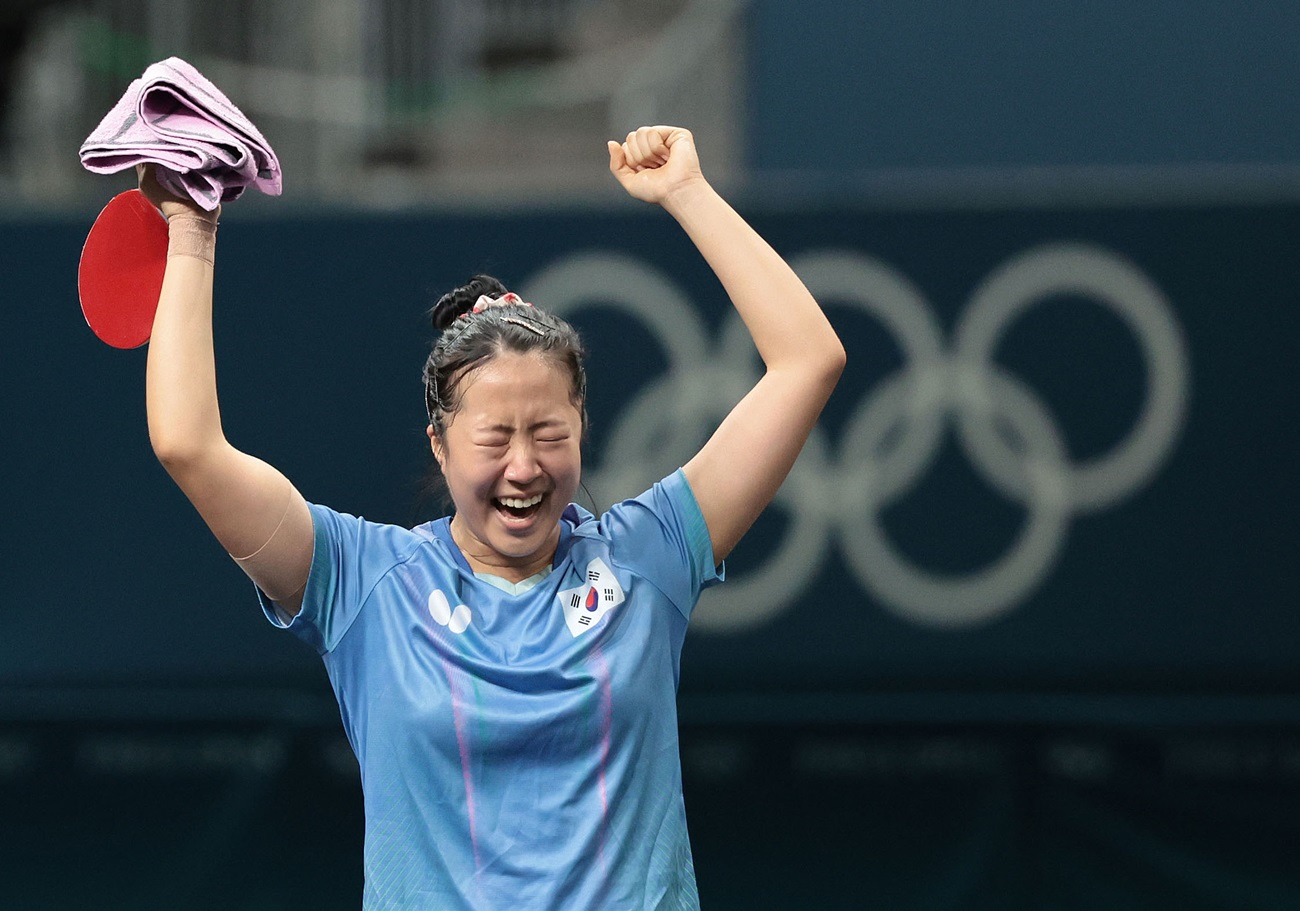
78, 189, 169, 349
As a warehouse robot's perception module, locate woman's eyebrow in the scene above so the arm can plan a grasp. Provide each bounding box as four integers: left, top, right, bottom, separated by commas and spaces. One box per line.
471, 418, 568, 435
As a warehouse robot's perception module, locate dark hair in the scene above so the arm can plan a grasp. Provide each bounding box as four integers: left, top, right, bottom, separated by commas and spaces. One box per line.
420, 275, 588, 508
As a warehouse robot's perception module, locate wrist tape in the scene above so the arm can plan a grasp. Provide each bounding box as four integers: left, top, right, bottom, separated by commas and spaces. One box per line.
167, 214, 218, 265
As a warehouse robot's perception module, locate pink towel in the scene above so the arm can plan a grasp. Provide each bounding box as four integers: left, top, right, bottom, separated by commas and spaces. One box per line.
79, 56, 281, 212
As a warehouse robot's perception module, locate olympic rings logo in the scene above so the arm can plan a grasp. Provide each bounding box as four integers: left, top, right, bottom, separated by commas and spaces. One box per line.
523, 242, 1190, 631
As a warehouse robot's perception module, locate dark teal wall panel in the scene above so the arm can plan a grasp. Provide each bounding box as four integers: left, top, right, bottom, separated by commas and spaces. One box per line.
3, 204, 1297, 709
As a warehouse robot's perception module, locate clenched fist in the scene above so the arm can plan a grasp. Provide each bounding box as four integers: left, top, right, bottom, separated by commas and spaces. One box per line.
607, 125, 705, 206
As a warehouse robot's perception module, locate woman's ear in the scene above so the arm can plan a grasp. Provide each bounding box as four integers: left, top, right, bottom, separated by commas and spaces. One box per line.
427, 425, 445, 468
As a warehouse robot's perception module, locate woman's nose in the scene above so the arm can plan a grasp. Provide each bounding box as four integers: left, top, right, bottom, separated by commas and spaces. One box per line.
503, 444, 541, 481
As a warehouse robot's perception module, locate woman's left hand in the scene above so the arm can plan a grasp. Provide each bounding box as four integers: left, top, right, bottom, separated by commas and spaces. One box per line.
607, 125, 705, 206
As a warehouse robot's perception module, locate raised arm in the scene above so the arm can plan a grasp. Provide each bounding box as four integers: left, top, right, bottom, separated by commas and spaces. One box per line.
139, 166, 313, 615
607, 127, 845, 563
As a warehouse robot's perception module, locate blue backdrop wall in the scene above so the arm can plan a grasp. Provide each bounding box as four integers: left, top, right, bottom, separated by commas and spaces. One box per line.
4, 203, 1297, 701
749, 1, 1300, 181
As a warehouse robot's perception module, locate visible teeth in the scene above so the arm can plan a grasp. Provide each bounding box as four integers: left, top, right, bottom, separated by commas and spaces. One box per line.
498, 494, 543, 509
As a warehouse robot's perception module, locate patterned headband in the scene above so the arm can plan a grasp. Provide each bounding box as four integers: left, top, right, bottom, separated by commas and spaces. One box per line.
461, 291, 532, 316
459, 291, 545, 336
428, 291, 550, 422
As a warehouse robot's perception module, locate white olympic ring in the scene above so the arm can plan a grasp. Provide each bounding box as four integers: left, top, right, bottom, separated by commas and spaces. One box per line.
522, 242, 1190, 631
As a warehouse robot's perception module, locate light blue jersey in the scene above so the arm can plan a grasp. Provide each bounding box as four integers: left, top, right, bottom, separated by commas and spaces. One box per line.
264, 470, 722, 910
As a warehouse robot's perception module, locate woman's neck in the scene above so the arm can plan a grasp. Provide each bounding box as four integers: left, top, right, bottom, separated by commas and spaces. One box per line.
449, 516, 559, 583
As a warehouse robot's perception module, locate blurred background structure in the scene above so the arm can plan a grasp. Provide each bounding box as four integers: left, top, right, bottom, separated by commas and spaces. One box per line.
2, 2, 1299, 909
1, 0, 744, 208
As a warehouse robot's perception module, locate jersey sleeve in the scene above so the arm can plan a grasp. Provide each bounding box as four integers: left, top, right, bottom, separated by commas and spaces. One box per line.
602, 469, 724, 620
259, 502, 417, 655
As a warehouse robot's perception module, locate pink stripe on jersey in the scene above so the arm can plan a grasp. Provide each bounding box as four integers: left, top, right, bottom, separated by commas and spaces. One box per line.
590, 644, 615, 870
441, 657, 482, 874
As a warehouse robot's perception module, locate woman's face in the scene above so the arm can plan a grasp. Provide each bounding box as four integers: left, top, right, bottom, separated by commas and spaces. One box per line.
431, 351, 583, 578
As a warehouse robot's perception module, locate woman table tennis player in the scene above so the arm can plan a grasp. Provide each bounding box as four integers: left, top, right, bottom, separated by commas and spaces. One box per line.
141, 125, 844, 909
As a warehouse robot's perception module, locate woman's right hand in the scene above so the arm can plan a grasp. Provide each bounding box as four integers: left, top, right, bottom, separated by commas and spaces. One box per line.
607, 125, 706, 208
136, 163, 218, 223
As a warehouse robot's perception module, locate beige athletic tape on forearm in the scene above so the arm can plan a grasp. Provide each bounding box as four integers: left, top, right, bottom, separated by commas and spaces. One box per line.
231, 490, 313, 603
167, 214, 217, 265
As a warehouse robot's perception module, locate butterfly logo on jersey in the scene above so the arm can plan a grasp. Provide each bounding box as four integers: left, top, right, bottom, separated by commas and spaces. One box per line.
558, 557, 625, 637
428, 589, 472, 634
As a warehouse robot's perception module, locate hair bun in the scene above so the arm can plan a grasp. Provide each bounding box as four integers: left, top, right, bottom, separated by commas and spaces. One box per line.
432, 274, 511, 331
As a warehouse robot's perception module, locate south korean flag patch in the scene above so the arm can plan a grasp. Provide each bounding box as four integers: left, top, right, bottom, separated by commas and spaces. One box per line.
558, 557, 625, 637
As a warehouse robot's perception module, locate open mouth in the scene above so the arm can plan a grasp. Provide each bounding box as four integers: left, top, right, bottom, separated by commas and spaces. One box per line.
493, 492, 545, 522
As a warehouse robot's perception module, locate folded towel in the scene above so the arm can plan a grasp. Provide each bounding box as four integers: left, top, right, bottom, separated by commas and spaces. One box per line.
79, 56, 281, 211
